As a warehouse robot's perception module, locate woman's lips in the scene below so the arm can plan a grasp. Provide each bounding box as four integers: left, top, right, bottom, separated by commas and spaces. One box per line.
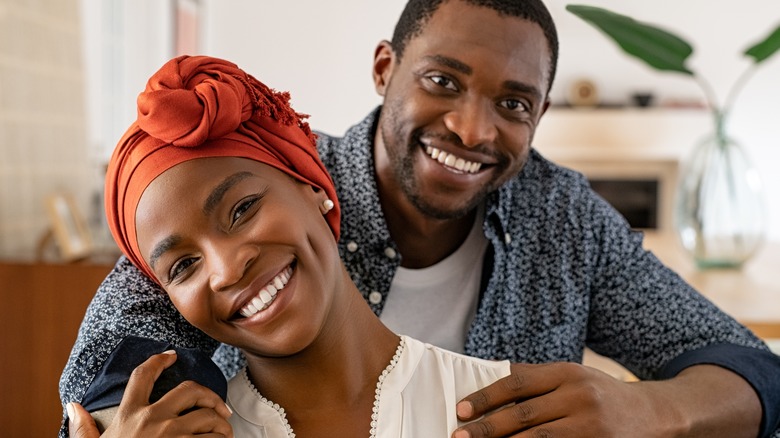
237, 264, 293, 318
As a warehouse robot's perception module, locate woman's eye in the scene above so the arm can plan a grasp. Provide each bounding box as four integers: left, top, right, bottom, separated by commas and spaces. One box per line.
169, 257, 197, 283
429, 75, 457, 91
232, 198, 257, 225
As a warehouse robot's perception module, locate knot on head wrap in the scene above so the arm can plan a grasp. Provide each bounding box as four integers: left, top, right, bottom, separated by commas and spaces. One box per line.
105, 55, 340, 281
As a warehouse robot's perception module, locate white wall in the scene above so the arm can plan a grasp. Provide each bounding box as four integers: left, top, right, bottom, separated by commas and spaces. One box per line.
114, 0, 780, 240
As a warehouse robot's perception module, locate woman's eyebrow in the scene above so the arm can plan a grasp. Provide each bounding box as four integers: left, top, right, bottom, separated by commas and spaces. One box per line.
149, 235, 182, 270
202, 171, 254, 217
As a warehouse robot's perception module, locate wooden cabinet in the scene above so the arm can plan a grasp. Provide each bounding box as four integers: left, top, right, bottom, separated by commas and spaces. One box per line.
0, 261, 114, 438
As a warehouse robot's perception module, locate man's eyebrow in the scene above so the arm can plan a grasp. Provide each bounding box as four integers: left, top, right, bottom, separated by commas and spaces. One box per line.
203, 171, 254, 217
503, 80, 544, 103
424, 55, 544, 102
149, 235, 182, 270
424, 55, 472, 75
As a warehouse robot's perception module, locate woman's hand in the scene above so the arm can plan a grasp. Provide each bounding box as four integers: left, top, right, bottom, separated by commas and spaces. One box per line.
67, 350, 233, 438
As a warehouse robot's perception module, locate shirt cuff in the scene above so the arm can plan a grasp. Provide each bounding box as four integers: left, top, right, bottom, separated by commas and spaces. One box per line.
658, 343, 780, 438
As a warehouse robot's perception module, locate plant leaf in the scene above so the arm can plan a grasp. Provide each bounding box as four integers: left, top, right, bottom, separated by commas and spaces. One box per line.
566, 5, 694, 75
744, 22, 780, 64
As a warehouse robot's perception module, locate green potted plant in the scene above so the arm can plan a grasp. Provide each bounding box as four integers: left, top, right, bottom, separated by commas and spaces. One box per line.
566, 5, 780, 268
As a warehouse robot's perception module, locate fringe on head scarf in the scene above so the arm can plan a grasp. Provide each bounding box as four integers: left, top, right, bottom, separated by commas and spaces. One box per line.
105, 55, 340, 281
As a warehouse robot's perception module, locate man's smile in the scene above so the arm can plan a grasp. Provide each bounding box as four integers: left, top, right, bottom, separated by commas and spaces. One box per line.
424, 145, 483, 174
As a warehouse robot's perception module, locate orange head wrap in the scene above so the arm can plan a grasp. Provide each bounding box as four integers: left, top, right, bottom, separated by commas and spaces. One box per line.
105, 55, 340, 281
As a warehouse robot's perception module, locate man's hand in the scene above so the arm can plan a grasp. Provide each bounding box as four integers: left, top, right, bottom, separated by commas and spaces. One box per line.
67, 351, 233, 438
452, 362, 762, 438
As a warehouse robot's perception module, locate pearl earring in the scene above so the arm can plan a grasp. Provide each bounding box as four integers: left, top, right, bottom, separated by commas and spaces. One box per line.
321, 199, 334, 214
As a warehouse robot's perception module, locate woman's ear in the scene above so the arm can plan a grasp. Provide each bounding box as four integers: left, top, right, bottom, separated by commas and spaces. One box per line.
308, 186, 334, 215
372, 40, 395, 97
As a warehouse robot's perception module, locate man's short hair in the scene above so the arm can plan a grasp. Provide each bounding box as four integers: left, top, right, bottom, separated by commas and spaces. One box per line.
390, 0, 559, 93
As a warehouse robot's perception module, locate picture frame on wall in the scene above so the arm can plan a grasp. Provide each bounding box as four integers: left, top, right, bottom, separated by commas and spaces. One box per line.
44, 193, 93, 261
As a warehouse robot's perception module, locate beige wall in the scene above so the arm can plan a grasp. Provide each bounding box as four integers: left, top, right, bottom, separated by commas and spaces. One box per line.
1, 1, 779, 260
0, 0, 92, 259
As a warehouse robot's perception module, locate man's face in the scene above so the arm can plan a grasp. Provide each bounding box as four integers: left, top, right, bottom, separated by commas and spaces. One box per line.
373, 0, 551, 219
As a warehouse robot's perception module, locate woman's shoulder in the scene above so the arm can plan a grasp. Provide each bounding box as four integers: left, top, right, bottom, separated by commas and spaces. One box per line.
399, 336, 511, 393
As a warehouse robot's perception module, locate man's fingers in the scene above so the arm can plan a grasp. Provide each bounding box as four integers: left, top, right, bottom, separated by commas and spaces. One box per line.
458, 363, 554, 420
453, 415, 575, 438
121, 350, 179, 409
67, 402, 100, 438
453, 395, 563, 438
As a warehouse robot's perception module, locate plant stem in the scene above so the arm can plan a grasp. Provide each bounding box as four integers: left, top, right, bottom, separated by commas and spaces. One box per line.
723, 63, 759, 118
693, 73, 721, 114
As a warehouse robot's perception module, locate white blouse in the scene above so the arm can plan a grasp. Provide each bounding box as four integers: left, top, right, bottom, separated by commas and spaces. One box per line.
227, 335, 511, 437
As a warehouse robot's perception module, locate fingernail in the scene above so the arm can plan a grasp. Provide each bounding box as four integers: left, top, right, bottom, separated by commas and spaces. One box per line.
456, 401, 473, 418
66, 402, 75, 420
226, 403, 233, 415
162, 349, 177, 355
453, 430, 470, 438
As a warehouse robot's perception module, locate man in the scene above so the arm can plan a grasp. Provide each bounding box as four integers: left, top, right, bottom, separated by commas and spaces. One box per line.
63, 0, 780, 437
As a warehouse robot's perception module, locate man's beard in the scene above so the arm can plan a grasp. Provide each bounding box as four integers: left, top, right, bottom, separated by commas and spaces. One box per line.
382, 127, 496, 221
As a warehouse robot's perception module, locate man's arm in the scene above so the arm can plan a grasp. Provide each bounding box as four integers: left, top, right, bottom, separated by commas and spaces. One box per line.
455, 171, 780, 437
58, 257, 239, 437
453, 361, 769, 437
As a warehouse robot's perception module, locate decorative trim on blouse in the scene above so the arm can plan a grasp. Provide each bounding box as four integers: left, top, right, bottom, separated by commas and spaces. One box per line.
242, 367, 296, 438
370, 336, 405, 437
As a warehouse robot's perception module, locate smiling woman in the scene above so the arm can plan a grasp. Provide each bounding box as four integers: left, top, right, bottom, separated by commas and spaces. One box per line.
64, 55, 513, 437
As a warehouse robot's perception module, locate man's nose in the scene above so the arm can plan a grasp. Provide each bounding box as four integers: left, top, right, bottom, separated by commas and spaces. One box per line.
442, 98, 498, 148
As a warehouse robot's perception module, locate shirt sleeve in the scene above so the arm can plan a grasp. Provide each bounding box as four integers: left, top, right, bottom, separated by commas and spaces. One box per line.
580, 189, 780, 436
658, 343, 780, 438
57, 256, 243, 437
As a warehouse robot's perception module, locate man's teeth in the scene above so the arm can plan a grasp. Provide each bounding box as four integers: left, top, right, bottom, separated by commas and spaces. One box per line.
239, 266, 293, 318
425, 146, 482, 173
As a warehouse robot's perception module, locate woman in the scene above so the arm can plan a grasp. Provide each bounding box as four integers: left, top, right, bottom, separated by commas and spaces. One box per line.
68, 55, 510, 437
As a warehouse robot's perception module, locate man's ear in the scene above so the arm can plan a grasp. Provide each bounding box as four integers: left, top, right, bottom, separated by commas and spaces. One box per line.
372, 40, 395, 97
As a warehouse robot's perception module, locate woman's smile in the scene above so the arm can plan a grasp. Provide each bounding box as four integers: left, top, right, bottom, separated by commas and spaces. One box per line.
237, 262, 295, 319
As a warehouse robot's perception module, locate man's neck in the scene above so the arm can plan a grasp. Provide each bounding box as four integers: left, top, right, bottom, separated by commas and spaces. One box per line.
382, 198, 476, 269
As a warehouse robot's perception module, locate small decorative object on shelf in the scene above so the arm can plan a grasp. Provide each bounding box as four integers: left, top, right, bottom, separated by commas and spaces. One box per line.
43, 193, 94, 262
567, 4, 780, 268
630, 92, 654, 108
567, 78, 600, 107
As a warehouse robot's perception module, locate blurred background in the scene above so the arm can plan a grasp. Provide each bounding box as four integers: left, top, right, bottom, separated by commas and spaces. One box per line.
1, 0, 779, 260
1, 1, 779, 436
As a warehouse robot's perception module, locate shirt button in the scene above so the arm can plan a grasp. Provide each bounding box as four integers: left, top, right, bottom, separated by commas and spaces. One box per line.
384, 247, 397, 259
346, 241, 358, 252
368, 291, 383, 305
504, 233, 512, 244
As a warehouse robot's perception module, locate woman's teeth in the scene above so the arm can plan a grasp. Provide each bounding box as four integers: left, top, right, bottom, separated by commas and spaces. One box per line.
239, 266, 293, 318
425, 146, 482, 173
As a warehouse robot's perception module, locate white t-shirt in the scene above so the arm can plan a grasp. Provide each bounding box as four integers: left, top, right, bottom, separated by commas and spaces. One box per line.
380, 207, 488, 353
227, 335, 511, 437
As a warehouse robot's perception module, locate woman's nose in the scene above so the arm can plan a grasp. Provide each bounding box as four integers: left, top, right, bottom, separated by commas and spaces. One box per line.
207, 241, 257, 292
442, 98, 498, 148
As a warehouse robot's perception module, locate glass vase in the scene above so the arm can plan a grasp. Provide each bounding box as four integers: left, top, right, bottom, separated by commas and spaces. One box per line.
674, 113, 766, 269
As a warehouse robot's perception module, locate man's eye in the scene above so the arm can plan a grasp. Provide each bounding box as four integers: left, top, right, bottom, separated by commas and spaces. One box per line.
499, 99, 528, 112
429, 75, 457, 91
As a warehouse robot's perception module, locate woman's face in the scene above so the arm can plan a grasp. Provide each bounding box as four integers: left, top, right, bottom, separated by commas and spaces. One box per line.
135, 156, 342, 357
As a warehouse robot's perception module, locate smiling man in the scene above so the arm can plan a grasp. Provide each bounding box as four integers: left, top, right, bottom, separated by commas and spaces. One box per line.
62, 1, 780, 437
